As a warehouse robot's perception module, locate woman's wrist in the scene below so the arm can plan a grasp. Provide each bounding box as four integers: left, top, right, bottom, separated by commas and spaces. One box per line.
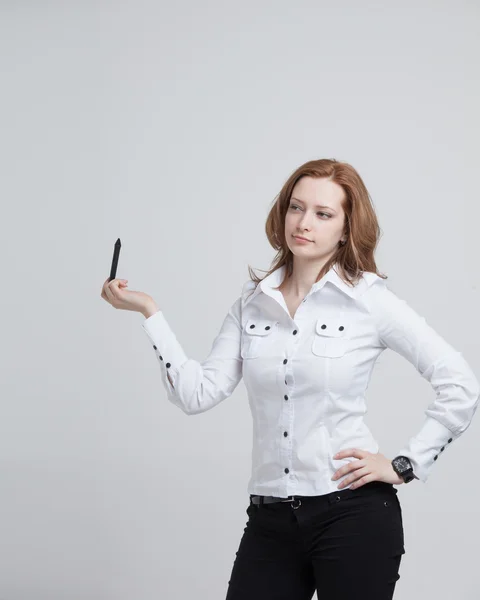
141, 300, 159, 319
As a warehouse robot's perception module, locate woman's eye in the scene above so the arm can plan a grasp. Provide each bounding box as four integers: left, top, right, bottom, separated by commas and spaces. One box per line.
289, 205, 331, 218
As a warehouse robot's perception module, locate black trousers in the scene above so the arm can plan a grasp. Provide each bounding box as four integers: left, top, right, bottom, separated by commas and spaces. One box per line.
225, 481, 405, 600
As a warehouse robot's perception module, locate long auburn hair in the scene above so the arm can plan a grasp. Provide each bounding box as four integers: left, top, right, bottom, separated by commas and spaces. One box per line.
247, 158, 387, 295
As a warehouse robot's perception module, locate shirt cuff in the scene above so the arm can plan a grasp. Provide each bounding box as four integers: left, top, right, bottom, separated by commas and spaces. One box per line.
395, 416, 457, 483
141, 310, 188, 392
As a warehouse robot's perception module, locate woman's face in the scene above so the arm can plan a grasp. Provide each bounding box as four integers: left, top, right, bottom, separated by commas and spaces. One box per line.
284, 176, 347, 260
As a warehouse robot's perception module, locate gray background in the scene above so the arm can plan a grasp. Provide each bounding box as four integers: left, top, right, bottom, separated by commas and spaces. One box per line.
1, 1, 479, 598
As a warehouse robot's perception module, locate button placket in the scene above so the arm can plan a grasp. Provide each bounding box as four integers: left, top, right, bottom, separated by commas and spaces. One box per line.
281, 355, 294, 478
280, 326, 301, 461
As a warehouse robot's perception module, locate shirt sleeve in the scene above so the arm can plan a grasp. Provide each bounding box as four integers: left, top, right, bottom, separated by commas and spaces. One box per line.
140, 295, 243, 415
361, 280, 480, 483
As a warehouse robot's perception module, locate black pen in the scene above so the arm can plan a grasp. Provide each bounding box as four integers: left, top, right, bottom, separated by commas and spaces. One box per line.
109, 238, 121, 281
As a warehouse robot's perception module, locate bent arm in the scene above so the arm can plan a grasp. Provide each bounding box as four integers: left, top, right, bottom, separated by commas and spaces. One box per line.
141, 296, 244, 415
362, 281, 480, 483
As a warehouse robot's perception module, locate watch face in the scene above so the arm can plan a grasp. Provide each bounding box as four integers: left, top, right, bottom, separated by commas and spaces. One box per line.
394, 456, 412, 474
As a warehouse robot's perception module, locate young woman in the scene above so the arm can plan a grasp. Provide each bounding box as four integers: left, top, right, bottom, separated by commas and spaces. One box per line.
101, 158, 480, 600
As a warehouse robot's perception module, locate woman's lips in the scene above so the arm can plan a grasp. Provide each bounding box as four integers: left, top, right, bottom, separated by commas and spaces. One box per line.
293, 235, 312, 243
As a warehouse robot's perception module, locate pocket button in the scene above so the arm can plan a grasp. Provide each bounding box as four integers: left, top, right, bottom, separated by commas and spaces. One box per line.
241, 318, 278, 358
312, 317, 349, 358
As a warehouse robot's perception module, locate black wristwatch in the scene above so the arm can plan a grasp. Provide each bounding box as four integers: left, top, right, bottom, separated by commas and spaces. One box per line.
391, 455, 420, 483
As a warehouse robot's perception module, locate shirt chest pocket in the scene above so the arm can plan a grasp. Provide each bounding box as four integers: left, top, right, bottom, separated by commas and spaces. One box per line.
312, 316, 350, 358
241, 318, 279, 359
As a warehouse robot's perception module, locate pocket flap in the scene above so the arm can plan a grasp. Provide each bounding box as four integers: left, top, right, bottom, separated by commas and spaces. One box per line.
245, 318, 278, 336
315, 317, 348, 338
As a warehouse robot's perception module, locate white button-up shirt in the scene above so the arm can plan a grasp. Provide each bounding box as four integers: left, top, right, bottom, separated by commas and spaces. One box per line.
141, 263, 480, 496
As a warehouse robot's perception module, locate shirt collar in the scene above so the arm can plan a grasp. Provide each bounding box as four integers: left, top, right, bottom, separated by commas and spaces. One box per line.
243, 262, 381, 307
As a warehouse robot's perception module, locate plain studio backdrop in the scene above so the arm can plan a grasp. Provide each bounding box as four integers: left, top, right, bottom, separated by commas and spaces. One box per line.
0, 1, 479, 599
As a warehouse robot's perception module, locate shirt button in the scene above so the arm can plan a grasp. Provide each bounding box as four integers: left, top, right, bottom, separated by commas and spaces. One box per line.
284, 395, 288, 401
284, 431, 288, 437
284, 468, 289, 474
283, 359, 288, 364
448, 438, 453, 443
265, 325, 271, 330
434, 455, 438, 460
153, 345, 157, 350
321, 324, 327, 329
292, 330, 298, 335
166, 362, 171, 368
338, 326, 344, 331
249, 324, 256, 329
159, 355, 163, 361
440, 446, 445, 452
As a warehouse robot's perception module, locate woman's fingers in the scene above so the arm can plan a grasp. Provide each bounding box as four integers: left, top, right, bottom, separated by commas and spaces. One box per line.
100, 278, 148, 313
101, 278, 126, 307
108, 279, 125, 306
100, 278, 110, 301
104, 282, 116, 305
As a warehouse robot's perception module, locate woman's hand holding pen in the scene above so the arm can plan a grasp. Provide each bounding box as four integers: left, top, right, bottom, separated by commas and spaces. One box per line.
100, 277, 158, 318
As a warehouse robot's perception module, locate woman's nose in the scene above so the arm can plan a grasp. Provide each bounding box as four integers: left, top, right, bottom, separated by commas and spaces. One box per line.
299, 212, 314, 228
